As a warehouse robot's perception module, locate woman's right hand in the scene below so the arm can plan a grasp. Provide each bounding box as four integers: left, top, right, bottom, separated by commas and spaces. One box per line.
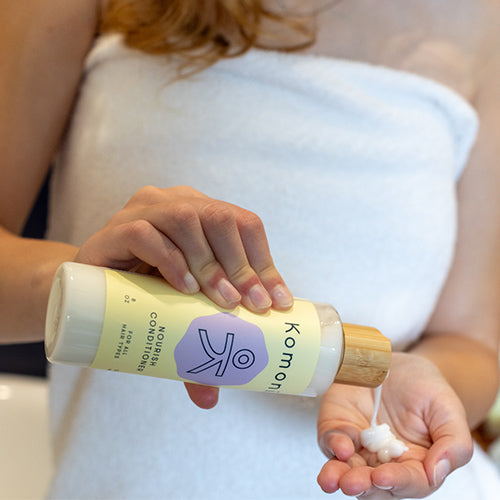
76, 185, 293, 313
74, 185, 294, 407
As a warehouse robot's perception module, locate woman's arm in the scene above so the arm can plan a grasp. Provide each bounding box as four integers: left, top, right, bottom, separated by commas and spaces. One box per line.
0, 0, 99, 342
411, 44, 500, 429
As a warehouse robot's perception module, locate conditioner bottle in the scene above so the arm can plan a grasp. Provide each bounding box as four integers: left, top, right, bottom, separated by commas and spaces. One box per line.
45, 262, 391, 396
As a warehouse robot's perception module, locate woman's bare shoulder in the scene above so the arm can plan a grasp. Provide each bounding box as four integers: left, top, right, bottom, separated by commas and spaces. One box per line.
398, 0, 500, 102
2, 0, 101, 44
306, 0, 499, 103
468, 0, 500, 97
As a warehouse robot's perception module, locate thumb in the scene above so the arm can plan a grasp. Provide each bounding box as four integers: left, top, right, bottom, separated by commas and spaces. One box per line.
424, 408, 473, 487
184, 382, 220, 409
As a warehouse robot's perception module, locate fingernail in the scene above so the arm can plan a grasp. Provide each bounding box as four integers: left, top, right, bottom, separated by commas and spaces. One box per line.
217, 278, 241, 306
433, 458, 451, 487
272, 284, 294, 308
375, 484, 393, 491
184, 272, 200, 294
249, 284, 272, 310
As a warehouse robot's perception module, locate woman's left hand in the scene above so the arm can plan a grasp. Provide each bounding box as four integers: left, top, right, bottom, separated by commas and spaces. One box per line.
317, 352, 473, 498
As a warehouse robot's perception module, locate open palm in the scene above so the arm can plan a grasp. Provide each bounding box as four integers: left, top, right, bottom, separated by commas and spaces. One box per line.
317, 353, 473, 498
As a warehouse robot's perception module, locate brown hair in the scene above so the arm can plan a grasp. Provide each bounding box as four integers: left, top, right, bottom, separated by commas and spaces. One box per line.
101, 0, 316, 70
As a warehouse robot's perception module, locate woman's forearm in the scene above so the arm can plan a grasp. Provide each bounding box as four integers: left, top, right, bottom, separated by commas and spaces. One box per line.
0, 227, 78, 343
410, 333, 499, 429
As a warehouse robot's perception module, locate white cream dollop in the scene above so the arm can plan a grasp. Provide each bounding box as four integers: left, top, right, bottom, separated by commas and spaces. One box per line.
360, 384, 409, 463
360, 423, 408, 463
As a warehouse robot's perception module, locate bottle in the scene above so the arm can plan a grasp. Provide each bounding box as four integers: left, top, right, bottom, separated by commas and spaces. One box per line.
45, 262, 391, 396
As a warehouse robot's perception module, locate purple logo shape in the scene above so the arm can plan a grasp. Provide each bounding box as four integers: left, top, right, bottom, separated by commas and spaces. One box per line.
174, 312, 269, 386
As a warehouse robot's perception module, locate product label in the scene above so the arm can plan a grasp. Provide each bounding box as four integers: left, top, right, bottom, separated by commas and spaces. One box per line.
91, 270, 321, 395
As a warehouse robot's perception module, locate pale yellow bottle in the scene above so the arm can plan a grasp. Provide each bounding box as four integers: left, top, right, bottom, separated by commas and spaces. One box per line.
45, 262, 391, 396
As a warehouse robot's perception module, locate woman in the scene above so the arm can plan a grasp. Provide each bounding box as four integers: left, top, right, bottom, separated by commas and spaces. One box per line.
1, 1, 500, 498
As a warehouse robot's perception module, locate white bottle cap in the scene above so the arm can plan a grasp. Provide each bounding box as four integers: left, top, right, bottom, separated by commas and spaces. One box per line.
45, 262, 106, 367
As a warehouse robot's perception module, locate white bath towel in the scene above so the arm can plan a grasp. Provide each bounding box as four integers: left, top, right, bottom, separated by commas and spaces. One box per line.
45, 35, 500, 499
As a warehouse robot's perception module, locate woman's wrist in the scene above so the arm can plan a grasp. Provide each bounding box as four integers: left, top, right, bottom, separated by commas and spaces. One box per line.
0, 236, 78, 343
408, 334, 499, 428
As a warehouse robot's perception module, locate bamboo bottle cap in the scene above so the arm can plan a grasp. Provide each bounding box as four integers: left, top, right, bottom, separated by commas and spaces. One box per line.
334, 324, 391, 388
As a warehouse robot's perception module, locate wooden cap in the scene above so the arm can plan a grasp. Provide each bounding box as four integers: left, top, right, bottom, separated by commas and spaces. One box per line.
334, 324, 391, 388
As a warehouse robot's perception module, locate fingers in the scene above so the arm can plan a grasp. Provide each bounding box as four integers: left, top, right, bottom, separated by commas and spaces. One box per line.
316, 427, 461, 498
197, 202, 293, 312
317, 459, 352, 494
317, 430, 368, 496
145, 200, 244, 309
369, 460, 430, 497
337, 435, 471, 500
113, 186, 293, 312
335, 439, 469, 499
235, 207, 294, 310
77, 219, 201, 295
361, 458, 448, 498
319, 459, 435, 499
187, 200, 273, 312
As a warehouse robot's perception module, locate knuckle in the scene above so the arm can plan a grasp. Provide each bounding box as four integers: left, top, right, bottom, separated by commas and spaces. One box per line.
130, 185, 162, 204
162, 244, 184, 264
167, 202, 200, 229
256, 261, 278, 277
237, 209, 265, 233
200, 201, 234, 228
106, 210, 127, 227
175, 185, 202, 197
197, 257, 222, 280
228, 262, 255, 286
120, 219, 153, 242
